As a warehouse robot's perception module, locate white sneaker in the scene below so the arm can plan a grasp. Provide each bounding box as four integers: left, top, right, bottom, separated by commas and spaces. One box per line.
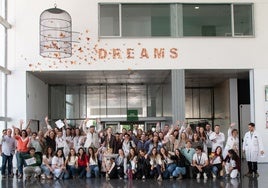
157, 175, 162, 181
142, 175, 146, 180
196, 173, 201, 179
203, 173, 208, 179
212, 173, 217, 179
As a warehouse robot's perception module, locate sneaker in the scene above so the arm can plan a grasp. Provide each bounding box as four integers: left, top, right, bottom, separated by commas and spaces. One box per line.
2, 175, 6, 178
157, 175, 162, 181
18, 174, 23, 179
169, 175, 173, 179
196, 173, 201, 179
8, 173, 14, 178
254, 172, 259, 178
41, 174, 46, 180
212, 173, 217, 179
25, 176, 31, 181
245, 172, 253, 177
142, 175, 146, 180
203, 173, 208, 179
177, 174, 183, 180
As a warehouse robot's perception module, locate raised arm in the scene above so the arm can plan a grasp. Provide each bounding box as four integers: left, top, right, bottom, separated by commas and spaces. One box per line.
45, 116, 52, 130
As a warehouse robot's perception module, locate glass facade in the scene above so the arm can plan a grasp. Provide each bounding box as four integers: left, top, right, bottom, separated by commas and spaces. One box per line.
49, 84, 166, 120
99, 3, 253, 37
99, 4, 120, 36
234, 4, 253, 36
122, 4, 170, 37
185, 88, 213, 119
0, 72, 4, 117
0, 24, 4, 66
0, 0, 8, 133
183, 4, 231, 36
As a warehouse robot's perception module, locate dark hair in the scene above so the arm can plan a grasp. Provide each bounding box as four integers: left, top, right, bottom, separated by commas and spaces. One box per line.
21, 129, 28, 137
232, 129, 238, 134
68, 148, 77, 162
248, 123, 255, 127
195, 145, 203, 152
45, 146, 54, 158
88, 147, 96, 161
78, 147, 86, 160
228, 149, 239, 161
29, 147, 36, 151
55, 148, 64, 158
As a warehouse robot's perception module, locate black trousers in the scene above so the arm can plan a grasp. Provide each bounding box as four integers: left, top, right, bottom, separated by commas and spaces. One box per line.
248, 161, 258, 173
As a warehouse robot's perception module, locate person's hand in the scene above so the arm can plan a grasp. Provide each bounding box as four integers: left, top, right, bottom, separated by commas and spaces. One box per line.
20, 119, 24, 125
230, 123, 236, 127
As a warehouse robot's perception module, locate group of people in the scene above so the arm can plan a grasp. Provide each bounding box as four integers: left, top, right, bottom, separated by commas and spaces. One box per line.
0, 117, 264, 182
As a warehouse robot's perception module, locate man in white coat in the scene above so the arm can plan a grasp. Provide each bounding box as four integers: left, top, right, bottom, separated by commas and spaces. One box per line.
209, 125, 225, 152
243, 123, 264, 178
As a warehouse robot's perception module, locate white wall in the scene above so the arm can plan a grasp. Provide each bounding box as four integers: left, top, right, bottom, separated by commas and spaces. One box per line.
7, 70, 26, 128
7, 0, 268, 71
26, 72, 48, 127
7, 0, 268, 162
252, 69, 268, 163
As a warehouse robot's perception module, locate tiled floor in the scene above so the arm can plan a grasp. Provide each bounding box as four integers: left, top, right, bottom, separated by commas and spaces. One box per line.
1, 162, 267, 188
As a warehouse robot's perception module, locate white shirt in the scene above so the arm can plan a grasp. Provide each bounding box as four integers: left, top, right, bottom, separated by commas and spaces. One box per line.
209, 132, 225, 152
1, 135, 16, 156
193, 152, 208, 165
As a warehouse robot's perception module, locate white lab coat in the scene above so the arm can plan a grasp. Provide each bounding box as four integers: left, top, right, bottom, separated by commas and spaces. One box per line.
223, 128, 239, 158
209, 132, 225, 152
242, 131, 264, 162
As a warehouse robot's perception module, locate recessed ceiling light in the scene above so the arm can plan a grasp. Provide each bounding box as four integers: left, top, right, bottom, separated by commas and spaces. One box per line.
195, 6, 199, 9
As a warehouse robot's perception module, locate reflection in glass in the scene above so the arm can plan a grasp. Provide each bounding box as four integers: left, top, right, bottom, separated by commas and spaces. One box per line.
122, 4, 171, 37
99, 4, 120, 36
182, 4, 231, 36
234, 4, 253, 36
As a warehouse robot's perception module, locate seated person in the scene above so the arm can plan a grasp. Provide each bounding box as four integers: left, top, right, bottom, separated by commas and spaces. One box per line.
23, 147, 42, 181
192, 146, 210, 179
223, 149, 240, 179
106, 157, 118, 180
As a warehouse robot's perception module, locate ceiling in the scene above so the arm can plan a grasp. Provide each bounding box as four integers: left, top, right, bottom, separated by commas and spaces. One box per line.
30, 69, 249, 87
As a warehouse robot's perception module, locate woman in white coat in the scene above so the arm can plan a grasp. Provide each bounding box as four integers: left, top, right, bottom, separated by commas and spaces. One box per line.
242, 123, 264, 178
223, 123, 239, 158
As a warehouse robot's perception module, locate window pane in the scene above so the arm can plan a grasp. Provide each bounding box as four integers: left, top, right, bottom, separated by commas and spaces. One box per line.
148, 85, 163, 117
127, 85, 147, 117
0, 72, 4, 117
183, 4, 231, 36
107, 85, 126, 117
122, 4, 170, 37
0, 121, 5, 137
234, 4, 253, 36
0, 24, 5, 67
199, 89, 212, 118
87, 86, 106, 118
0, 0, 5, 18
99, 4, 119, 36
50, 86, 65, 119
65, 86, 86, 120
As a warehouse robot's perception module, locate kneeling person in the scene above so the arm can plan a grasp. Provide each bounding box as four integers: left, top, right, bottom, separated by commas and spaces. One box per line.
23, 147, 42, 180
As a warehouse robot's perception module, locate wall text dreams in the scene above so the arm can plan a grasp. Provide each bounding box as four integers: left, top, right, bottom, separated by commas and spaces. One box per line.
98, 48, 178, 60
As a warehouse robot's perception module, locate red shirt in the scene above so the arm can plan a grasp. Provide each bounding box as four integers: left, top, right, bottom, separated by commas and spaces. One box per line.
14, 136, 29, 152
77, 154, 88, 167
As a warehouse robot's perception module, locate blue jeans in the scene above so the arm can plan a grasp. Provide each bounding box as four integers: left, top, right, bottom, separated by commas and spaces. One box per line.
86, 165, 99, 178
16, 151, 27, 174
163, 163, 177, 179
1, 153, 13, 175
40, 164, 52, 177
172, 166, 186, 177
64, 165, 77, 179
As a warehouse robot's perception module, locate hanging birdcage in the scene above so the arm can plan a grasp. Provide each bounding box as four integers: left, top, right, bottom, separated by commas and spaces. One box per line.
40, 4, 72, 58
